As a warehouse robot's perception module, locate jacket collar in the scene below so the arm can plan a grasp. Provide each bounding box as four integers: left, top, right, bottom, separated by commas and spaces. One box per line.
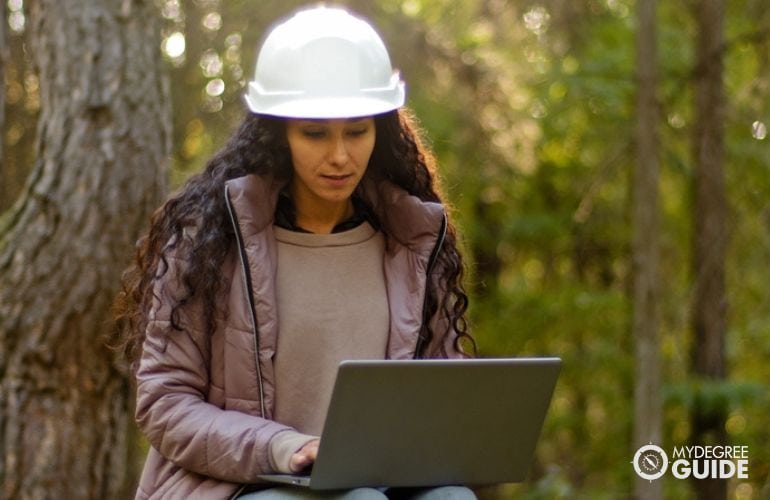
224, 173, 445, 253
357, 178, 445, 255
224, 173, 284, 239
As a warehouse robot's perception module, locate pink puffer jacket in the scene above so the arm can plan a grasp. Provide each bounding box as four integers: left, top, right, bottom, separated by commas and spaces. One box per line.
134, 174, 463, 499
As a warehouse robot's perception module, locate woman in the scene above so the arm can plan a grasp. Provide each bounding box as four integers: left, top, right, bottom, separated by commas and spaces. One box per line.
117, 6, 475, 499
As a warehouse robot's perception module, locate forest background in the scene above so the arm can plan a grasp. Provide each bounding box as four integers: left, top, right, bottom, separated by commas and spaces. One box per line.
0, 0, 768, 499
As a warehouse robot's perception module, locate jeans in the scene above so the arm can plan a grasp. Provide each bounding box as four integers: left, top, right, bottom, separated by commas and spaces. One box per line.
237, 485, 477, 499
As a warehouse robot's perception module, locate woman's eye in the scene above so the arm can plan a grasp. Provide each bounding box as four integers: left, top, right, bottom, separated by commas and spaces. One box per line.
302, 129, 326, 138
347, 128, 370, 137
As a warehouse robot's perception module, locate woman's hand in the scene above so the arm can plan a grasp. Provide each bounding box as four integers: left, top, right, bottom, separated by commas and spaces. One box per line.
289, 439, 320, 473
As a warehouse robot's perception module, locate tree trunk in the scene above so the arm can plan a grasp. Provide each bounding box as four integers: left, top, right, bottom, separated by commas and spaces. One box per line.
691, 0, 728, 498
0, 1, 170, 498
633, 0, 662, 498
0, 2, 7, 168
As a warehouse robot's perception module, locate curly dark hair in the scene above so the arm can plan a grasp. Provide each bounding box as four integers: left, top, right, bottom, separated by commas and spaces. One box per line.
114, 109, 474, 371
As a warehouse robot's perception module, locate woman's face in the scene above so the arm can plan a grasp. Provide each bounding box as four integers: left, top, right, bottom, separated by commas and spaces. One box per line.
285, 117, 376, 209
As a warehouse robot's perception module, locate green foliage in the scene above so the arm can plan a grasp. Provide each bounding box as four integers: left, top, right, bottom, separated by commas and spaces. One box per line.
664, 379, 766, 418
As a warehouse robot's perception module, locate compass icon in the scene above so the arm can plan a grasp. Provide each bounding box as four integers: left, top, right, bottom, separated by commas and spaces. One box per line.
632, 444, 669, 481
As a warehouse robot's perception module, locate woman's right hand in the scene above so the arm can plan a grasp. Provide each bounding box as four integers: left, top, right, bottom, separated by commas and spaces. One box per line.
289, 439, 320, 472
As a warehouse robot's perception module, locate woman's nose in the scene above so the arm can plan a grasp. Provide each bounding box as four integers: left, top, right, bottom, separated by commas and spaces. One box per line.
328, 135, 350, 166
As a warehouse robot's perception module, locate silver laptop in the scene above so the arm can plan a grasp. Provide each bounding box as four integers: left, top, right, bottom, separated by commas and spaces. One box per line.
258, 357, 561, 490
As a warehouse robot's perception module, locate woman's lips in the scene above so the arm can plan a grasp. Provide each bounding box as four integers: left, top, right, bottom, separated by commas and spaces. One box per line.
321, 173, 353, 187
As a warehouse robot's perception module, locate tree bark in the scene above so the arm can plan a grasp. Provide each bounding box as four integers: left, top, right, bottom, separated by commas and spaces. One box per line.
0, 1, 170, 498
691, 0, 728, 498
0, 2, 7, 168
633, 0, 662, 499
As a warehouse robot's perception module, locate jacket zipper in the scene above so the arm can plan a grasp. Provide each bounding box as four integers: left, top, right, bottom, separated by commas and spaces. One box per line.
228, 484, 247, 500
414, 212, 448, 358
224, 184, 267, 417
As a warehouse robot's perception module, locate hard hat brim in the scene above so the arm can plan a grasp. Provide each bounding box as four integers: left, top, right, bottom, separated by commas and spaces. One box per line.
244, 86, 406, 119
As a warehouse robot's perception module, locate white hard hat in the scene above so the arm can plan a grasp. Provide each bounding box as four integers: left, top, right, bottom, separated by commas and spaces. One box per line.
244, 6, 406, 119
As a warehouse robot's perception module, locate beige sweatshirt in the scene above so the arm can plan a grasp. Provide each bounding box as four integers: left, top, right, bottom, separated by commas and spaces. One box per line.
268, 222, 389, 472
